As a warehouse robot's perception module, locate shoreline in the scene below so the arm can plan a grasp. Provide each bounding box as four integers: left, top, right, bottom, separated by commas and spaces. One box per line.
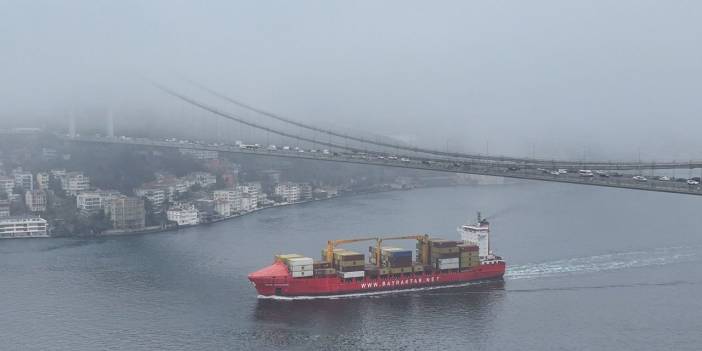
36, 182, 512, 240
93, 187, 411, 238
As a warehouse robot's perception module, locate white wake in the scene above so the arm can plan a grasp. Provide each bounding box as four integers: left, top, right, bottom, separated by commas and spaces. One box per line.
506, 246, 699, 280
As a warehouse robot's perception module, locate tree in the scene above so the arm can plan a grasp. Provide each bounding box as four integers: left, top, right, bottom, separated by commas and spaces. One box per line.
49, 175, 65, 197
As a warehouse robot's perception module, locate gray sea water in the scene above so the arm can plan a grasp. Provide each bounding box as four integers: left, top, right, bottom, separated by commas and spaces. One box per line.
2, 182, 701, 350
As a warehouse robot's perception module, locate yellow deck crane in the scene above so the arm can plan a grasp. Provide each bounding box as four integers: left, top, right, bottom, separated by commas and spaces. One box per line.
324, 237, 380, 263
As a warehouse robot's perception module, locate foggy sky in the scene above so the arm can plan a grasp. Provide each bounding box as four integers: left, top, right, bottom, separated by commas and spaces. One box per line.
1, 1, 701, 161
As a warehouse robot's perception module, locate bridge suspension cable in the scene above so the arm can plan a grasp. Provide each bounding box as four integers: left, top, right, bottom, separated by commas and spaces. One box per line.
186, 79, 524, 162
153, 82, 382, 155
185, 80, 689, 168
156, 80, 700, 170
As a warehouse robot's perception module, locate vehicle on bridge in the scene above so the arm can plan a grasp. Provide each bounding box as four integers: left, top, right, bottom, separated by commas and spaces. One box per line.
633, 175, 647, 182
579, 170, 594, 177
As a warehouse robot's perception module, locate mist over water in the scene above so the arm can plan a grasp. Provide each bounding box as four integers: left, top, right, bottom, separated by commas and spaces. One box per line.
1, 183, 701, 350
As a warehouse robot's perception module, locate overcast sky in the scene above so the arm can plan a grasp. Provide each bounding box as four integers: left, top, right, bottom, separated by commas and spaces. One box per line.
1, 1, 701, 161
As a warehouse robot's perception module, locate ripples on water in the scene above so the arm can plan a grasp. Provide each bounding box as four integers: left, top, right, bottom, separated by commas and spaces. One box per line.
3, 184, 702, 350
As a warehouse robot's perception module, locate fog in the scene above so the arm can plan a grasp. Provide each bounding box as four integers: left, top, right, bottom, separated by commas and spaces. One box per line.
2, 1, 701, 161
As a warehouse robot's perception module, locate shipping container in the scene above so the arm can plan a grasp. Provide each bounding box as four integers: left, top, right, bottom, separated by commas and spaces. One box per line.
313, 261, 331, 269
275, 253, 303, 264
437, 261, 460, 270
287, 257, 314, 266
339, 271, 365, 279
292, 270, 314, 278
430, 246, 460, 254
336, 259, 366, 267
337, 264, 366, 272
430, 239, 460, 248
437, 257, 459, 264
334, 251, 364, 262
457, 243, 479, 252
289, 265, 314, 272
313, 268, 336, 276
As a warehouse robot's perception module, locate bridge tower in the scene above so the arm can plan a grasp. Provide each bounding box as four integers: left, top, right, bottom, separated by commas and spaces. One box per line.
106, 110, 114, 138
68, 111, 76, 137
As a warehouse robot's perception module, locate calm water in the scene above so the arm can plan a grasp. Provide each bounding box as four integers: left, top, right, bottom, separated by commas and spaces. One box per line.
2, 183, 702, 350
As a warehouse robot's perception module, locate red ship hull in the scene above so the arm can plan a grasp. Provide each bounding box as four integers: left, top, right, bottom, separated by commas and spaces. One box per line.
248, 261, 506, 297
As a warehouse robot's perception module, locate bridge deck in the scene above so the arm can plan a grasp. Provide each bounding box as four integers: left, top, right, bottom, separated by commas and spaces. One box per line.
59, 135, 702, 197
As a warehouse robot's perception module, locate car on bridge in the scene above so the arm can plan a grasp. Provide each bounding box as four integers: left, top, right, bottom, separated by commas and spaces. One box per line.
687, 179, 700, 185
656, 176, 671, 181
633, 175, 647, 182
579, 170, 594, 177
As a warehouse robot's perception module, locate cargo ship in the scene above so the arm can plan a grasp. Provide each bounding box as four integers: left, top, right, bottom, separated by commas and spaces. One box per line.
248, 213, 505, 297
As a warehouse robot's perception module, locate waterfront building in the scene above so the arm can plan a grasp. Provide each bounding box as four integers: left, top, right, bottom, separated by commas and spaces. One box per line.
13, 171, 33, 191
0, 200, 10, 218
76, 191, 119, 214
35, 172, 50, 190
24, 190, 47, 212
299, 183, 313, 201
0, 217, 49, 238
237, 183, 261, 209
50, 169, 67, 178
214, 199, 232, 217
62, 172, 90, 196
105, 196, 146, 230
232, 194, 255, 213
134, 187, 167, 209
189, 172, 217, 188
213, 188, 243, 203
166, 203, 199, 226
274, 182, 302, 203
0, 176, 14, 197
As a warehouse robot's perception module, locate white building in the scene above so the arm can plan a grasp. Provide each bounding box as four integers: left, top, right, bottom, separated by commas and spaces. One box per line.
25, 190, 47, 212
50, 169, 67, 178
134, 187, 166, 209
76, 191, 119, 213
299, 183, 313, 201
0, 177, 14, 197
35, 172, 50, 190
0, 200, 10, 218
237, 183, 260, 209
275, 182, 302, 203
189, 172, 217, 188
214, 199, 232, 217
232, 194, 255, 213
166, 203, 199, 226
13, 171, 33, 191
62, 172, 90, 196
0, 217, 49, 238
213, 188, 243, 203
